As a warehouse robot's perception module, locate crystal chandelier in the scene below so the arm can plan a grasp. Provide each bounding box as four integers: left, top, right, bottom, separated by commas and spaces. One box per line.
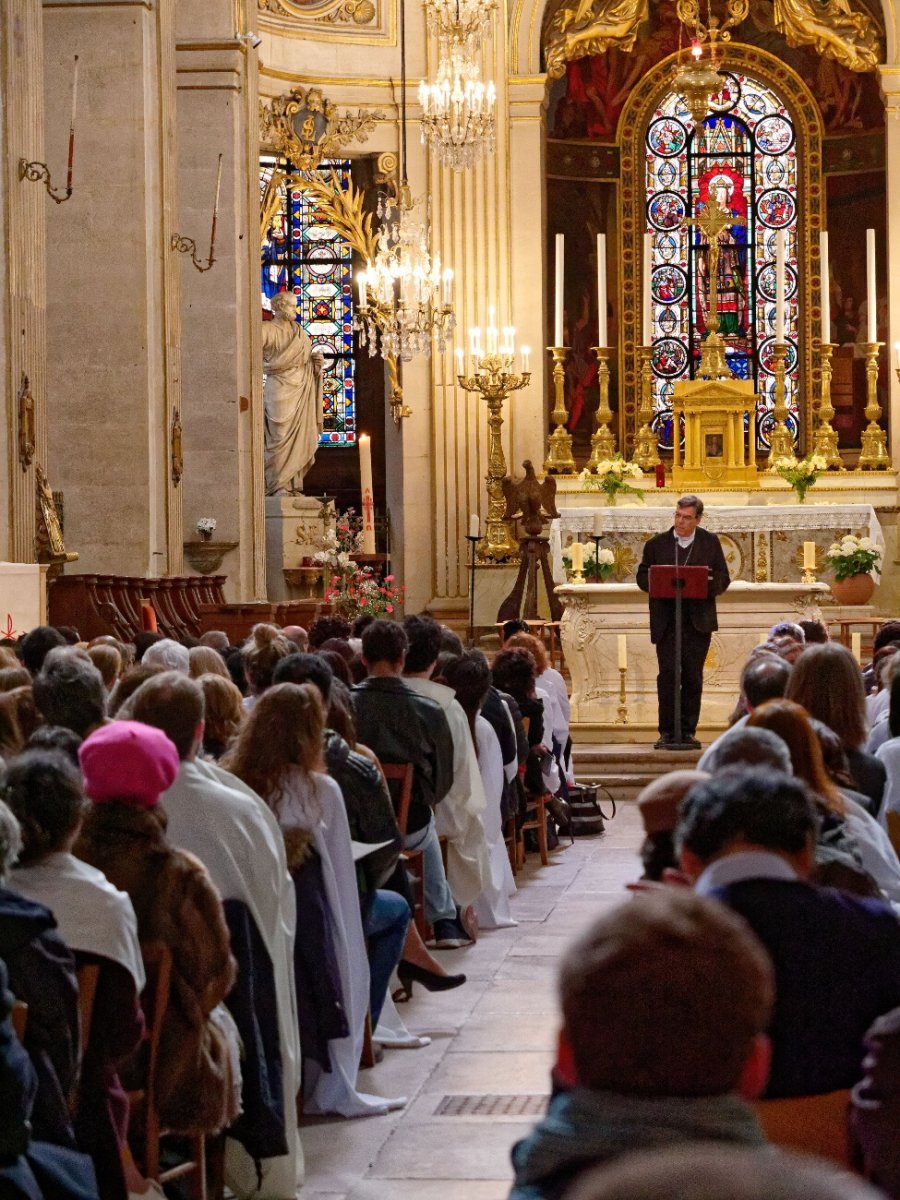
419, 47, 496, 172
423, 0, 497, 52
353, 0, 455, 362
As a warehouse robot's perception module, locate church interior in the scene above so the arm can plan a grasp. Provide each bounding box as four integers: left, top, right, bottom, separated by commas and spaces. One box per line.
6, 0, 900, 1196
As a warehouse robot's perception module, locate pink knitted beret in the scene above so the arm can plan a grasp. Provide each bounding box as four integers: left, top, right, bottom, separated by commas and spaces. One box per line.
79, 720, 180, 808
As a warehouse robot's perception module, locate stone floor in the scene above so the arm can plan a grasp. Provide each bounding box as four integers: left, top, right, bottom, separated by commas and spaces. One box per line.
299, 803, 643, 1199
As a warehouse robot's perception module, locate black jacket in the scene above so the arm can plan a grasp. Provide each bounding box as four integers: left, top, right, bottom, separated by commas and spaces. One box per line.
324, 729, 402, 890
636, 525, 730, 643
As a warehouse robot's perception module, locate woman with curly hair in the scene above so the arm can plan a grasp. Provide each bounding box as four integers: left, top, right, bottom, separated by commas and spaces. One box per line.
223, 683, 406, 1118
240, 623, 293, 710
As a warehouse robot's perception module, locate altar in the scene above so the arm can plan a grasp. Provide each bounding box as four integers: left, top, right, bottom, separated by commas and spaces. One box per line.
558, 579, 832, 742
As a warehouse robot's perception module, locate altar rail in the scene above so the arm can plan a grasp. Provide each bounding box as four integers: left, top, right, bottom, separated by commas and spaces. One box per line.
48, 575, 329, 643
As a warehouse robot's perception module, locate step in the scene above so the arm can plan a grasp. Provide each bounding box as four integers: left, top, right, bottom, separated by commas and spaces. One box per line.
571, 742, 702, 803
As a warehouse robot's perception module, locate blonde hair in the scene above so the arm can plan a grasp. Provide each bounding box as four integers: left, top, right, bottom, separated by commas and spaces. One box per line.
189, 645, 230, 680
241, 623, 293, 694
198, 673, 244, 755
87, 643, 122, 689
504, 631, 548, 675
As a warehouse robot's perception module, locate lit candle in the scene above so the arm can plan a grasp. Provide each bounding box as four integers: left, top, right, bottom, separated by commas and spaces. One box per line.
867, 228, 877, 343
643, 232, 653, 346
521, 345, 531, 373
852, 631, 862, 664
469, 514, 479, 539
894, 342, 900, 372
357, 270, 367, 309
455, 347, 465, 377
617, 634, 627, 671
570, 541, 584, 573
592, 512, 603, 537
803, 541, 816, 570
820, 231, 830, 345
358, 433, 375, 554
597, 233, 608, 347
775, 229, 786, 344
66, 55, 79, 192
554, 234, 565, 346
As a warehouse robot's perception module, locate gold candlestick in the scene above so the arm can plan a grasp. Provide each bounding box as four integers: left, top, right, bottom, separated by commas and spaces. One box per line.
459, 352, 531, 561
812, 341, 842, 469
766, 342, 794, 466
587, 346, 616, 470
859, 342, 890, 469
617, 665, 629, 724
544, 346, 576, 474
631, 346, 660, 470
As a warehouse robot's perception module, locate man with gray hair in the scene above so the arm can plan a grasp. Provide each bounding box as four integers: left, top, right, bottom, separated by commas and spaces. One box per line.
32, 650, 107, 738
702, 726, 793, 775
698, 654, 792, 770
142, 637, 190, 674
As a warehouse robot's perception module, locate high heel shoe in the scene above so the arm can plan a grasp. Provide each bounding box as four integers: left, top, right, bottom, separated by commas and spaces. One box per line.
393, 960, 466, 1002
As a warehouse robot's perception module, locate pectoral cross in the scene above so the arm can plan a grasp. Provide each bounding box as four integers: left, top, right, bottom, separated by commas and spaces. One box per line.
687, 201, 745, 338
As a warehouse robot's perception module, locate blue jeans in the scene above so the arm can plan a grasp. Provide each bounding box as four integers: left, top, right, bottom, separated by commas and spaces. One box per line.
363, 888, 411, 1026
403, 813, 457, 925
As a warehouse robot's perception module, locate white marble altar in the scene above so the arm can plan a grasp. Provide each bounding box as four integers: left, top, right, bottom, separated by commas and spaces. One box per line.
557, 580, 830, 741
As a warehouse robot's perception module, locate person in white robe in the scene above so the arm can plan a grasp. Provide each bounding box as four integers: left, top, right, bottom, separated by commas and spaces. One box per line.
472, 715, 517, 930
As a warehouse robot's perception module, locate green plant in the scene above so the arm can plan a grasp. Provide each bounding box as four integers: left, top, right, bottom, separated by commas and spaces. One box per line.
825, 534, 882, 582
771, 453, 829, 502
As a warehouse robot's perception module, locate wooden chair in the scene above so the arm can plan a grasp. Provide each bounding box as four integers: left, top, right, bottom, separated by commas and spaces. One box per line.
754, 1089, 852, 1167
11, 1000, 27, 1041
127, 942, 215, 1200
69, 963, 100, 1117
380, 762, 429, 941
519, 789, 550, 867
887, 812, 900, 862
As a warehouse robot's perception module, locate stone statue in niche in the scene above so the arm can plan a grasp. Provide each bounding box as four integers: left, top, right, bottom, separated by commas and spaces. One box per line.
262, 290, 324, 495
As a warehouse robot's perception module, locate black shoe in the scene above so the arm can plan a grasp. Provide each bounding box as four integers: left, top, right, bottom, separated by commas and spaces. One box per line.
431, 919, 469, 949
654, 736, 673, 749
393, 960, 467, 1001
683, 735, 702, 750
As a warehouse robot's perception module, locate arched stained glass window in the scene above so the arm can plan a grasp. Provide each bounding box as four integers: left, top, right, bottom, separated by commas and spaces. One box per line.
645, 73, 798, 452
260, 156, 356, 446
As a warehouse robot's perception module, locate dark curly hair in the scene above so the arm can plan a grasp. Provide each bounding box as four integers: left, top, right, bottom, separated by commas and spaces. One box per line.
491, 647, 537, 705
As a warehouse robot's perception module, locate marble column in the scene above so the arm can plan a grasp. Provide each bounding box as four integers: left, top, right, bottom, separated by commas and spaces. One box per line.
1, 0, 47, 562
43, 0, 183, 577
176, 3, 267, 601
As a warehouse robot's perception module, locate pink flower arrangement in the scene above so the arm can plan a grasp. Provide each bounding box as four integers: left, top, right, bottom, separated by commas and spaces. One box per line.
325, 566, 405, 619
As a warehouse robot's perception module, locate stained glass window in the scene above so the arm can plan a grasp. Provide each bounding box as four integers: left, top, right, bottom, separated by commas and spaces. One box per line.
645, 74, 798, 452
260, 156, 356, 446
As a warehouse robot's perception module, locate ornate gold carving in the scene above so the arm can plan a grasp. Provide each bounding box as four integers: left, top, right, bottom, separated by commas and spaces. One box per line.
259, 86, 382, 171
771, 0, 880, 73
674, 0, 749, 44
375, 152, 399, 185
611, 543, 635, 581
17, 373, 35, 471
322, 0, 377, 24
755, 532, 769, 583
260, 0, 377, 24
545, 0, 648, 80
35, 464, 77, 566
171, 409, 184, 487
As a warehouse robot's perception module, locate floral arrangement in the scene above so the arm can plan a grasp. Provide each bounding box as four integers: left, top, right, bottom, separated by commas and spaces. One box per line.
196, 517, 217, 539
771, 453, 829, 503
562, 541, 617, 581
325, 567, 404, 619
579, 456, 645, 505
825, 534, 882, 581
312, 508, 363, 574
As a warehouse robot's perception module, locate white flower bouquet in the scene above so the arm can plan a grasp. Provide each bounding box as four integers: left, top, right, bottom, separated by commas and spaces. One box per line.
825, 534, 882, 581
579, 456, 645, 505
771, 453, 829, 502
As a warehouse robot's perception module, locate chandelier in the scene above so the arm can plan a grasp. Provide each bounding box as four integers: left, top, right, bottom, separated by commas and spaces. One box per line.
354, 0, 455, 361
423, 0, 497, 51
673, 0, 749, 126
419, 47, 496, 172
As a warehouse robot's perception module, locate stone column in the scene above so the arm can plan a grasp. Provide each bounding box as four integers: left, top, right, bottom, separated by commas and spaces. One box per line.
879, 65, 900, 470
176, 2, 267, 600
0, 0, 47, 563
43, 0, 183, 577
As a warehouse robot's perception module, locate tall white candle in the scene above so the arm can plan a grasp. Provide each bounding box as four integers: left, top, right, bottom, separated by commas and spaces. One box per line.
70, 54, 79, 131
592, 512, 603, 537
597, 233, 608, 347
455, 347, 465, 377
356, 270, 367, 309
554, 234, 565, 346
643, 233, 653, 346
570, 541, 584, 573
852, 631, 862, 664
521, 345, 531, 373
617, 634, 627, 671
358, 433, 375, 554
469, 514, 479, 539
867, 228, 877, 343
819, 231, 830, 345
775, 230, 786, 344
803, 541, 816, 570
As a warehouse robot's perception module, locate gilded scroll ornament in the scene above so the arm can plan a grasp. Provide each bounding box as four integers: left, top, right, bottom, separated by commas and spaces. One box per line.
259, 0, 377, 23
545, 0, 648, 80
17, 373, 35, 471
259, 86, 382, 173
771, 0, 880, 72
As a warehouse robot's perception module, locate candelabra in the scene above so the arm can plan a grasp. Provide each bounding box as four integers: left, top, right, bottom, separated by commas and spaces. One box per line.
766, 343, 794, 466
631, 346, 660, 470
812, 341, 842, 470
587, 346, 616, 470
466, 532, 480, 645
458, 340, 531, 561
544, 347, 576, 474
859, 342, 890, 469
617, 666, 629, 725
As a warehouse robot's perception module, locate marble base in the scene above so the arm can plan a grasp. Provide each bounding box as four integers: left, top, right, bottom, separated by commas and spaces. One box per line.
265, 495, 328, 602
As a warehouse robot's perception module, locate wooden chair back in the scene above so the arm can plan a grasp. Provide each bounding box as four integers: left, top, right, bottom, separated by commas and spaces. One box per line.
69, 962, 101, 1117
381, 762, 415, 836
887, 811, 900, 862
754, 1088, 852, 1167
379, 761, 429, 940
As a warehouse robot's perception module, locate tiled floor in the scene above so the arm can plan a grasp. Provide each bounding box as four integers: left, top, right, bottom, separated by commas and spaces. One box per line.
298, 804, 643, 1199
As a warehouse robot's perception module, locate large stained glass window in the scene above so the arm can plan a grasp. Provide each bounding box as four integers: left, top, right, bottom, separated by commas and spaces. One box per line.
260, 156, 356, 446
645, 74, 798, 452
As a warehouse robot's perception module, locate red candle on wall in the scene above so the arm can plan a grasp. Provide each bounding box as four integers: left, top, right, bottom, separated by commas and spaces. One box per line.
655, 462, 665, 488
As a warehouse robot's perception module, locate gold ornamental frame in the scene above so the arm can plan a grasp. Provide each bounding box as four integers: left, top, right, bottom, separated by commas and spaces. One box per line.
616, 43, 825, 465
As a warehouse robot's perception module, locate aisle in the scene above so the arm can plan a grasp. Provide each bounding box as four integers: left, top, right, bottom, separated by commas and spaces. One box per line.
299, 803, 643, 1199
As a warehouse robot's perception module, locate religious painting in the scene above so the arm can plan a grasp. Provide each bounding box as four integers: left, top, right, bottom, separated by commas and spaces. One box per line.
259, 156, 356, 447
644, 72, 799, 452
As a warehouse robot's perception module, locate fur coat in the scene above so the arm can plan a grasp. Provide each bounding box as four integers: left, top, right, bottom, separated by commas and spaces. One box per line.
75, 804, 238, 1135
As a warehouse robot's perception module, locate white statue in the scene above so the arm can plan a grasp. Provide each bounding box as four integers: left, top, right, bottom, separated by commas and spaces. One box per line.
262, 291, 325, 495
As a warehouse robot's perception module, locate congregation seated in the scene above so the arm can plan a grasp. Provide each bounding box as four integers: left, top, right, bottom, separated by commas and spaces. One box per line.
19, 626, 67, 676
86, 644, 122, 693
140, 637, 189, 674
196, 672, 245, 760
188, 644, 230, 680
107, 663, 165, 718
697, 654, 791, 770
502, 631, 571, 784
510, 891, 773, 1200
32, 652, 107, 740
240, 623, 292, 711
676, 768, 900, 1098
634, 770, 709, 882
491, 648, 554, 800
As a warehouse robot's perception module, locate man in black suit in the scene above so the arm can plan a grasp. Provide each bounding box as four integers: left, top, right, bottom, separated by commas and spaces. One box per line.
637, 494, 730, 749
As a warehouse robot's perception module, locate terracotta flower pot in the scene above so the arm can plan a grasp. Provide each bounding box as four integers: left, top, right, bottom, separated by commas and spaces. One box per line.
830, 573, 875, 606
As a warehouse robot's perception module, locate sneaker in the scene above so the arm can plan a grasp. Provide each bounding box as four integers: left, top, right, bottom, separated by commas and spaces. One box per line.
432, 919, 468, 949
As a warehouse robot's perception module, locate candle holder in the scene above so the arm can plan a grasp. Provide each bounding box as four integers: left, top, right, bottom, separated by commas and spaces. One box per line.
170, 234, 216, 273
859, 342, 890, 469
458, 352, 531, 561
591, 533, 602, 569
18, 159, 73, 205
544, 347, 576, 474
466, 533, 480, 646
801, 566, 816, 585
766, 342, 794, 466
617, 665, 629, 725
587, 346, 616, 469
631, 346, 660, 470
812, 341, 842, 470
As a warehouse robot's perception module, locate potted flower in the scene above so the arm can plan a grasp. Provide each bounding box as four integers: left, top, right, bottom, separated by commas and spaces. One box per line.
771, 453, 829, 503
325, 567, 405, 619
579, 457, 645, 505
562, 542, 617, 582
825, 534, 882, 606
196, 516, 217, 542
